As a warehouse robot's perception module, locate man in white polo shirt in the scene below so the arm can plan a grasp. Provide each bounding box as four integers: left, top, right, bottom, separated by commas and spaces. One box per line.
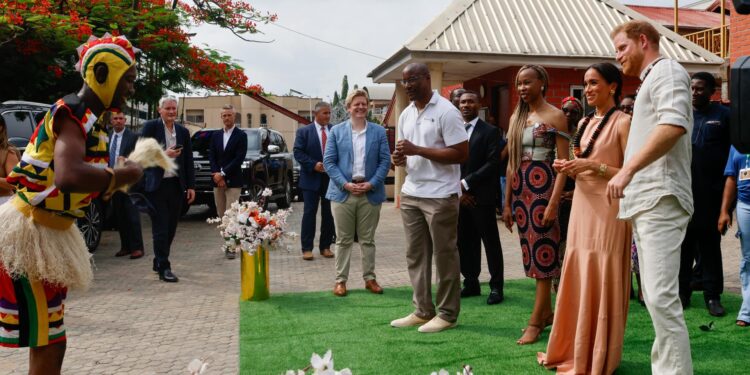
609, 21, 694, 374
390, 63, 469, 333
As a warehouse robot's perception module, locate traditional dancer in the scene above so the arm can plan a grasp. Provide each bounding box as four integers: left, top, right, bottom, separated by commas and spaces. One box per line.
0, 35, 143, 374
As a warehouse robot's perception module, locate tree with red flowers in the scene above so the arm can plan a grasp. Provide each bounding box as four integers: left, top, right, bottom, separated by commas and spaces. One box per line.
0, 0, 273, 116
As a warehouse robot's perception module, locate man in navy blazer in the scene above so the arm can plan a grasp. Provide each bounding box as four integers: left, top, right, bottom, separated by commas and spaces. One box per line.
140, 96, 196, 282
293, 102, 335, 260
456, 91, 504, 305
108, 109, 144, 260
210, 104, 248, 259
209, 105, 248, 215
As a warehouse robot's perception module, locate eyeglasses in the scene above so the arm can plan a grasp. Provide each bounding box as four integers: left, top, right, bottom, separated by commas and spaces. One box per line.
619, 105, 633, 112
399, 75, 424, 86
561, 108, 580, 115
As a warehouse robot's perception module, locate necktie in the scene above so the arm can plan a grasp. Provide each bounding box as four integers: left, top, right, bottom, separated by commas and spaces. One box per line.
109, 133, 119, 167
465, 123, 471, 132
320, 126, 327, 152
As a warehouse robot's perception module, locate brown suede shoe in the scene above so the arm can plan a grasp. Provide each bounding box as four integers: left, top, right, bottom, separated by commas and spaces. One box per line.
365, 279, 383, 294
115, 249, 131, 257
321, 249, 334, 258
333, 282, 347, 297
129, 250, 144, 259
302, 251, 314, 261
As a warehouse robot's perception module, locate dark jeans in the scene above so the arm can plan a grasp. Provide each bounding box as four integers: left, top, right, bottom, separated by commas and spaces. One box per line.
679, 202, 724, 302
111, 191, 143, 252
458, 204, 504, 291
301, 187, 335, 252
146, 178, 182, 272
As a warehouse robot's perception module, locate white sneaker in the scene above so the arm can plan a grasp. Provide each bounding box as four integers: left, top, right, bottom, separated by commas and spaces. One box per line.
417, 316, 456, 333
390, 313, 429, 328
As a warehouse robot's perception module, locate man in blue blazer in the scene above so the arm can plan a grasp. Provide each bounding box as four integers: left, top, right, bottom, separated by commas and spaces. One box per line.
293, 102, 336, 261
140, 96, 196, 282
109, 109, 144, 260
324, 90, 391, 296
209, 105, 248, 216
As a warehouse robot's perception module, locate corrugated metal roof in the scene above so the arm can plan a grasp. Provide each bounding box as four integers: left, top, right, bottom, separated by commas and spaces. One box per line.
403, 0, 724, 64
628, 5, 727, 29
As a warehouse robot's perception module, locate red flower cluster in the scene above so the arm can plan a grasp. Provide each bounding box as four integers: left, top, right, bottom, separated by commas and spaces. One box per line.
47, 65, 63, 79
181, 46, 263, 95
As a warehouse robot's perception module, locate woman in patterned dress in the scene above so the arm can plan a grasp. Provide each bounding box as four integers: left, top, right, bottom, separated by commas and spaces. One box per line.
502, 65, 569, 345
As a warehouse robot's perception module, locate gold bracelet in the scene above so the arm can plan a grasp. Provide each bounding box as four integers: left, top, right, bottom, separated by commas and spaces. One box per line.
598, 163, 608, 177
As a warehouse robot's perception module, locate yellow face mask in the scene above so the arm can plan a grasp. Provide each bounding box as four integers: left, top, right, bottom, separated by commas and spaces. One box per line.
76, 34, 138, 108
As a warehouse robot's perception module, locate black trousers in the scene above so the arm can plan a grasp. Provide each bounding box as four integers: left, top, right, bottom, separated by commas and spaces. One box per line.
111, 191, 143, 252
146, 178, 182, 272
300, 187, 335, 252
679, 201, 724, 301
458, 204, 504, 291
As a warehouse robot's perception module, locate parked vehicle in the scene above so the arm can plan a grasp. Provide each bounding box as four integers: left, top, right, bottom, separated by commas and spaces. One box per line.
1, 100, 104, 252
189, 127, 294, 215
292, 157, 301, 202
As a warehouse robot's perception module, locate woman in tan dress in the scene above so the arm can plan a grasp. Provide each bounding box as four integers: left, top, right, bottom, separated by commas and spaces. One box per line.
538, 62, 632, 374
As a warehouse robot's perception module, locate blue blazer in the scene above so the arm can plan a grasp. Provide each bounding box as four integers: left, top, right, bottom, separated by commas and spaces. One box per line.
139, 118, 195, 193
209, 127, 248, 188
323, 121, 391, 205
293, 122, 332, 191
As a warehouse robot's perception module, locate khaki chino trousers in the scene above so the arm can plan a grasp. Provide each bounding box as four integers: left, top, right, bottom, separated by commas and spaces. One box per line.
400, 193, 461, 323
332, 194, 382, 283
214, 187, 241, 217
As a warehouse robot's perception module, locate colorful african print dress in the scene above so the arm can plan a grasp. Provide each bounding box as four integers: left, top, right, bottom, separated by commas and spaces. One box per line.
0, 94, 107, 348
511, 124, 561, 279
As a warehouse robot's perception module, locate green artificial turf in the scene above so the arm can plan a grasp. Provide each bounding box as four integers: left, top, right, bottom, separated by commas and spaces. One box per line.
240, 279, 747, 374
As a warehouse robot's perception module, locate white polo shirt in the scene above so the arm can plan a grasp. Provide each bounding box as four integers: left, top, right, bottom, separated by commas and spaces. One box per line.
398, 91, 468, 198
619, 58, 694, 219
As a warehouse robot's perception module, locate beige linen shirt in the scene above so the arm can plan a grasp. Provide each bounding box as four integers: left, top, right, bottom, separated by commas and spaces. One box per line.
618, 58, 694, 220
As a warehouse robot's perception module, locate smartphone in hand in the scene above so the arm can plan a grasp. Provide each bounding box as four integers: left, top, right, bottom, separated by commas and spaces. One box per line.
172, 144, 184, 151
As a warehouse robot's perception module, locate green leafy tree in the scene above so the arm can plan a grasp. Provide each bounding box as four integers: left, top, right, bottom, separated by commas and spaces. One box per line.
0, 0, 275, 116
340, 75, 349, 102
332, 91, 340, 106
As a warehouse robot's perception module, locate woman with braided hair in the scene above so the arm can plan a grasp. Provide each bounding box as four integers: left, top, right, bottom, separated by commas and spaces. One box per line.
0, 34, 143, 374
538, 62, 632, 374
501, 65, 569, 345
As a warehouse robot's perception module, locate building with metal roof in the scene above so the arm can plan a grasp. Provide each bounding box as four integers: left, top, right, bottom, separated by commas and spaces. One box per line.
369, 0, 724, 85
369, 0, 726, 204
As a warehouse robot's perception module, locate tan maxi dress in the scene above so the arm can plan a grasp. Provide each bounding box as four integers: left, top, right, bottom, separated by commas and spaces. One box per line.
538, 111, 632, 374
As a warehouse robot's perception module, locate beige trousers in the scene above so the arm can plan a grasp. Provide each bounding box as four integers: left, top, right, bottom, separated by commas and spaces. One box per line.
632, 195, 693, 375
332, 194, 381, 283
400, 193, 461, 323
213, 187, 241, 216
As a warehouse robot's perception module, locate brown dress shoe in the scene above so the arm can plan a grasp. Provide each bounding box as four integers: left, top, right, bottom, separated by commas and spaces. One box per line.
333, 282, 347, 297
115, 249, 130, 257
302, 251, 314, 260
321, 249, 334, 258
365, 279, 383, 294
129, 250, 144, 259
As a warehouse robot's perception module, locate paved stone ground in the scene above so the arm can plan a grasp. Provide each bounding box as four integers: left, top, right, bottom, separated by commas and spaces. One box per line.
0, 201, 742, 374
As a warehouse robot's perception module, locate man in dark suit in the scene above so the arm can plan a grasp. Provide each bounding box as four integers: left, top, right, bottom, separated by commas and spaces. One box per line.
456, 90, 504, 305
293, 102, 335, 261
109, 109, 144, 259
140, 96, 195, 282
210, 104, 248, 258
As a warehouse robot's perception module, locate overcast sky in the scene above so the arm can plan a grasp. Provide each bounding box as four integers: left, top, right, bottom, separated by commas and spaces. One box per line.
189, 0, 710, 101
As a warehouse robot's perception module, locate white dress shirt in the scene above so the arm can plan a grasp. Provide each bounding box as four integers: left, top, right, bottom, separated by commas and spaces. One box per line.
351, 124, 367, 179
163, 122, 178, 178
314, 121, 327, 151
461, 117, 479, 190
223, 125, 235, 149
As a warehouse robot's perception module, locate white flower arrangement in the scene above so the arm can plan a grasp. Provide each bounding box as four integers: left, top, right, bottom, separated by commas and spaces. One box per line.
207, 188, 295, 255
431, 365, 473, 375
285, 350, 352, 375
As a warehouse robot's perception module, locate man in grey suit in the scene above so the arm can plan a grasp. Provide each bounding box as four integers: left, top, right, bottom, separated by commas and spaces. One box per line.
109, 109, 144, 259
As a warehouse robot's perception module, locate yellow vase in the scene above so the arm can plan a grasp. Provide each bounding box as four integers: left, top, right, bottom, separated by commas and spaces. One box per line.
240, 246, 270, 301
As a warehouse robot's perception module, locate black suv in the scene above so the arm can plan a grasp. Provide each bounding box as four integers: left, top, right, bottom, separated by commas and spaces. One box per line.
1, 100, 104, 252
190, 127, 294, 214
